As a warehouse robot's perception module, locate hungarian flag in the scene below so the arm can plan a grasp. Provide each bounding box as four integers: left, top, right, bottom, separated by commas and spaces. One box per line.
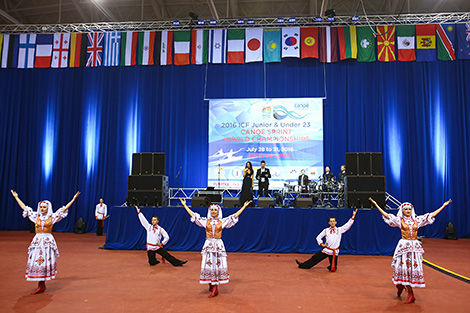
191, 29, 208, 65
264, 28, 281, 63
416, 24, 436, 61
456, 23, 470, 59
1, 34, 19, 68
209, 29, 227, 64
86, 33, 104, 67
436, 24, 456, 61
319, 27, 338, 63
160, 30, 173, 66
104, 32, 121, 66
396, 25, 416, 62
173, 30, 191, 65
120, 32, 138, 66
281, 27, 300, 58
138, 31, 158, 65
35, 34, 53, 68
69, 33, 87, 67
245, 28, 263, 63
300, 27, 318, 59
51, 33, 70, 68
18, 34, 36, 68
377, 25, 396, 62
357, 26, 376, 62
338, 26, 357, 60
227, 29, 245, 64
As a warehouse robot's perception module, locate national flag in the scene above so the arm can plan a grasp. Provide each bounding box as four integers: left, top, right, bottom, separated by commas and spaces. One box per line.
436, 24, 456, 61
104, 32, 121, 66
396, 25, 416, 62
69, 33, 87, 67
416, 24, 436, 61
300, 27, 318, 59
377, 25, 396, 62
245, 28, 263, 63
120, 32, 138, 66
319, 27, 338, 63
191, 29, 208, 65
456, 23, 470, 59
0, 34, 3, 56
173, 30, 191, 65
1, 34, 19, 68
281, 27, 300, 58
51, 33, 70, 68
227, 29, 245, 64
18, 34, 36, 68
138, 31, 157, 66
208, 29, 227, 64
86, 33, 104, 67
357, 26, 376, 62
160, 30, 173, 65
264, 28, 281, 63
338, 26, 357, 60
35, 34, 53, 68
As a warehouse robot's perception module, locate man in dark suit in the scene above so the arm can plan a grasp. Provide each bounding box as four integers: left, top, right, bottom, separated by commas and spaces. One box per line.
256, 160, 271, 197
298, 169, 309, 193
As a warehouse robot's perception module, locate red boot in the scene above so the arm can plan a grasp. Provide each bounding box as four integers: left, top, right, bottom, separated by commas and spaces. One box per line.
209, 284, 213, 292
31, 281, 46, 295
404, 288, 415, 304
396, 284, 404, 297
208, 284, 219, 298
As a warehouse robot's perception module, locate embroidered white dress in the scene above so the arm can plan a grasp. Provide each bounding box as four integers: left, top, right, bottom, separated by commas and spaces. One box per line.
383, 213, 435, 287
191, 213, 239, 285
23, 206, 68, 281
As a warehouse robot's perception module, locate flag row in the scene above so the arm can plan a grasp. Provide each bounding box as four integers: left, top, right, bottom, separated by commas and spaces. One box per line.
1, 23, 469, 69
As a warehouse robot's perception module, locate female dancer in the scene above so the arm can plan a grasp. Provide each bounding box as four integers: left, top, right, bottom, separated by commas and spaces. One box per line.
11, 190, 80, 294
179, 198, 252, 298
369, 197, 452, 304
239, 161, 253, 206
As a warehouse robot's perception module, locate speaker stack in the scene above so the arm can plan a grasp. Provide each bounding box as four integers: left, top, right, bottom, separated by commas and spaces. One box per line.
345, 152, 386, 209
128, 153, 168, 206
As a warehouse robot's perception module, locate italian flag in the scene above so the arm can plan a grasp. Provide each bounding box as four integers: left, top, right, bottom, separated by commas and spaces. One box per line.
191, 29, 208, 65
120, 31, 138, 66
396, 25, 416, 62
137, 31, 156, 65
227, 29, 245, 64
160, 30, 173, 66
174, 30, 191, 65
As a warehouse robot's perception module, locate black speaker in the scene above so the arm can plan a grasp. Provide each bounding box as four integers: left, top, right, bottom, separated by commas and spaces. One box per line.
191, 196, 211, 207
223, 197, 240, 207
345, 153, 359, 176
198, 190, 223, 203
346, 191, 385, 209
152, 153, 166, 175
345, 176, 385, 192
358, 153, 371, 175
128, 175, 169, 191
293, 197, 313, 208
371, 153, 383, 175
127, 190, 168, 206
132, 153, 166, 175
257, 197, 275, 208
345, 152, 383, 176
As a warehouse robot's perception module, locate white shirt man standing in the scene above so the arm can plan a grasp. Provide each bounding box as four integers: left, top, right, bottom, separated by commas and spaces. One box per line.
95, 198, 107, 236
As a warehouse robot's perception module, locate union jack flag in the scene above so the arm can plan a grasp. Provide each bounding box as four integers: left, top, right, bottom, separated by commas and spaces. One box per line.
86, 33, 104, 67
466, 23, 470, 41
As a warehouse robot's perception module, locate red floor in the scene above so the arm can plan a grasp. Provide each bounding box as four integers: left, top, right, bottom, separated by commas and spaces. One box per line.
0, 231, 468, 313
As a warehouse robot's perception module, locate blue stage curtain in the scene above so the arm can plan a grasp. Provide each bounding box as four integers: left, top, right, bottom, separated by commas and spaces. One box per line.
1, 60, 469, 239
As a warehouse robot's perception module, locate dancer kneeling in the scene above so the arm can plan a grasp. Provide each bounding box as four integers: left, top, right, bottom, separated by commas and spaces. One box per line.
135, 206, 187, 267
296, 208, 357, 271
369, 197, 452, 304
11, 190, 80, 294
180, 198, 252, 298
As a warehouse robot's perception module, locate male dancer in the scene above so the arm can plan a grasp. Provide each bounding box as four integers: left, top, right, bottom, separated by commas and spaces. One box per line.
135, 206, 187, 266
296, 209, 357, 271
95, 198, 107, 236
256, 160, 271, 197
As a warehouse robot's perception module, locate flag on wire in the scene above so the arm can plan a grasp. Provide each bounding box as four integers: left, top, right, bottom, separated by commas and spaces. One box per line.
35, 34, 53, 68
191, 29, 208, 65
138, 31, 158, 66
245, 28, 263, 63
281, 27, 300, 58
51, 33, 70, 68
120, 31, 138, 66
300, 27, 318, 59
18, 34, 36, 68
357, 26, 376, 62
227, 29, 245, 64
104, 32, 121, 66
416, 24, 436, 62
456, 23, 470, 59
160, 30, 173, 65
377, 25, 396, 62
1, 34, 19, 68
436, 24, 456, 61
338, 26, 357, 60
319, 27, 338, 63
264, 28, 281, 63
209, 29, 227, 64
69, 33, 87, 67
86, 33, 104, 67
173, 30, 191, 65
396, 25, 416, 62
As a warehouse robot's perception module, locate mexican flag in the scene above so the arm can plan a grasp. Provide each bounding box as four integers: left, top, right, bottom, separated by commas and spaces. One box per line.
191, 29, 208, 65
396, 25, 416, 62
338, 26, 357, 60
227, 29, 245, 64
357, 26, 376, 62
174, 30, 191, 65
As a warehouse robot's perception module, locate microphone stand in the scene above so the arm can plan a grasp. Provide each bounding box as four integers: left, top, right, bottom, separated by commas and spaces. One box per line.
176, 166, 182, 191
217, 164, 221, 189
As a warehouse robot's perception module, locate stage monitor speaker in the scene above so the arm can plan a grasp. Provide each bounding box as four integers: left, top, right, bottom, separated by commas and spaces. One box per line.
257, 197, 275, 208
132, 153, 166, 175
345, 152, 383, 176
197, 190, 223, 204
293, 197, 313, 208
345, 176, 385, 192
346, 191, 385, 209
223, 197, 240, 207
191, 196, 211, 207
128, 175, 169, 191
127, 190, 168, 207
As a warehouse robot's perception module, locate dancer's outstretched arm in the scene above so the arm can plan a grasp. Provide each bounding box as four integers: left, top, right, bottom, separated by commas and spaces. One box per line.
63, 192, 81, 212
234, 200, 253, 218
369, 197, 389, 219
351, 208, 358, 219
179, 198, 194, 217
11, 190, 26, 210
135, 205, 140, 214
431, 199, 452, 218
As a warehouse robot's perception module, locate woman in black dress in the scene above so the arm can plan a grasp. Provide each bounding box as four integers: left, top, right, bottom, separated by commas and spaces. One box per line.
239, 161, 254, 206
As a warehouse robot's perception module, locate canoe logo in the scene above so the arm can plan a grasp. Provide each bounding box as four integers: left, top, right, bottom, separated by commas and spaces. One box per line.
273, 105, 308, 120
360, 39, 371, 49
262, 106, 272, 119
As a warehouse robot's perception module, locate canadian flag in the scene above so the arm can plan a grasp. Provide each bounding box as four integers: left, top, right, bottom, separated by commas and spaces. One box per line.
245, 28, 263, 63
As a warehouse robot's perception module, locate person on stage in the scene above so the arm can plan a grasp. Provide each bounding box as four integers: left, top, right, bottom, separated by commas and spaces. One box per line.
179, 198, 252, 298
338, 165, 346, 185
239, 161, 254, 206
337, 165, 347, 207
369, 197, 452, 304
135, 206, 187, 267
256, 160, 271, 197
298, 169, 309, 193
296, 209, 357, 272
95, 198, 107, 236
10, 189, 80, 294
322, 166, 335, 204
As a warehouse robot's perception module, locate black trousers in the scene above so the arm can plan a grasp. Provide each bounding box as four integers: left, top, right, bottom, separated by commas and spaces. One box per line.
96, 219, 104, 236
259, 183, 269, 197
147, 248, 181, 266
298, 250, 338, 271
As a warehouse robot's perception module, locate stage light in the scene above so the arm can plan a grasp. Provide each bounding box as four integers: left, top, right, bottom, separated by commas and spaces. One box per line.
314, 17, 323, 22
189, 12, 198, 20
247, 20, 255, 24
288, 17, 296, 23
197, 20, 205, 25
173, 21, 180, 26
327, 16, 335, 22
325, 9, 336, 17
277, 18, 285, 23
352, 15, 359, 21
237, 19, 245, 24
210, 20, 217, 25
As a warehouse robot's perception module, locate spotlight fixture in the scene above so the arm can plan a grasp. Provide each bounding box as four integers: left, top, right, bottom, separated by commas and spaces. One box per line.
197, 20, 205, 25
327, 16, 335, 22
314, 17, 323, 22
325, 9, 336, 17
173, 21, 180, 26
189, 12, 198, 20
352, 15, 359, 21
288, 17, 296, 23
247, 20, 255, 25
277, 18, 285, 23
237, 19, 245, 24
209, 20, 217, 25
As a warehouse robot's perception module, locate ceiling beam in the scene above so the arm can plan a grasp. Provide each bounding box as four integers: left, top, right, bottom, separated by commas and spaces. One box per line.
309, 0, 317, 16
149, 0, 163, 19
319, 0, 328, 17
230, 0, 239, 17
207, 0, 219, 20
0, 7, 21, 23
90, 0, 117, 21
71, 0, 88, 22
